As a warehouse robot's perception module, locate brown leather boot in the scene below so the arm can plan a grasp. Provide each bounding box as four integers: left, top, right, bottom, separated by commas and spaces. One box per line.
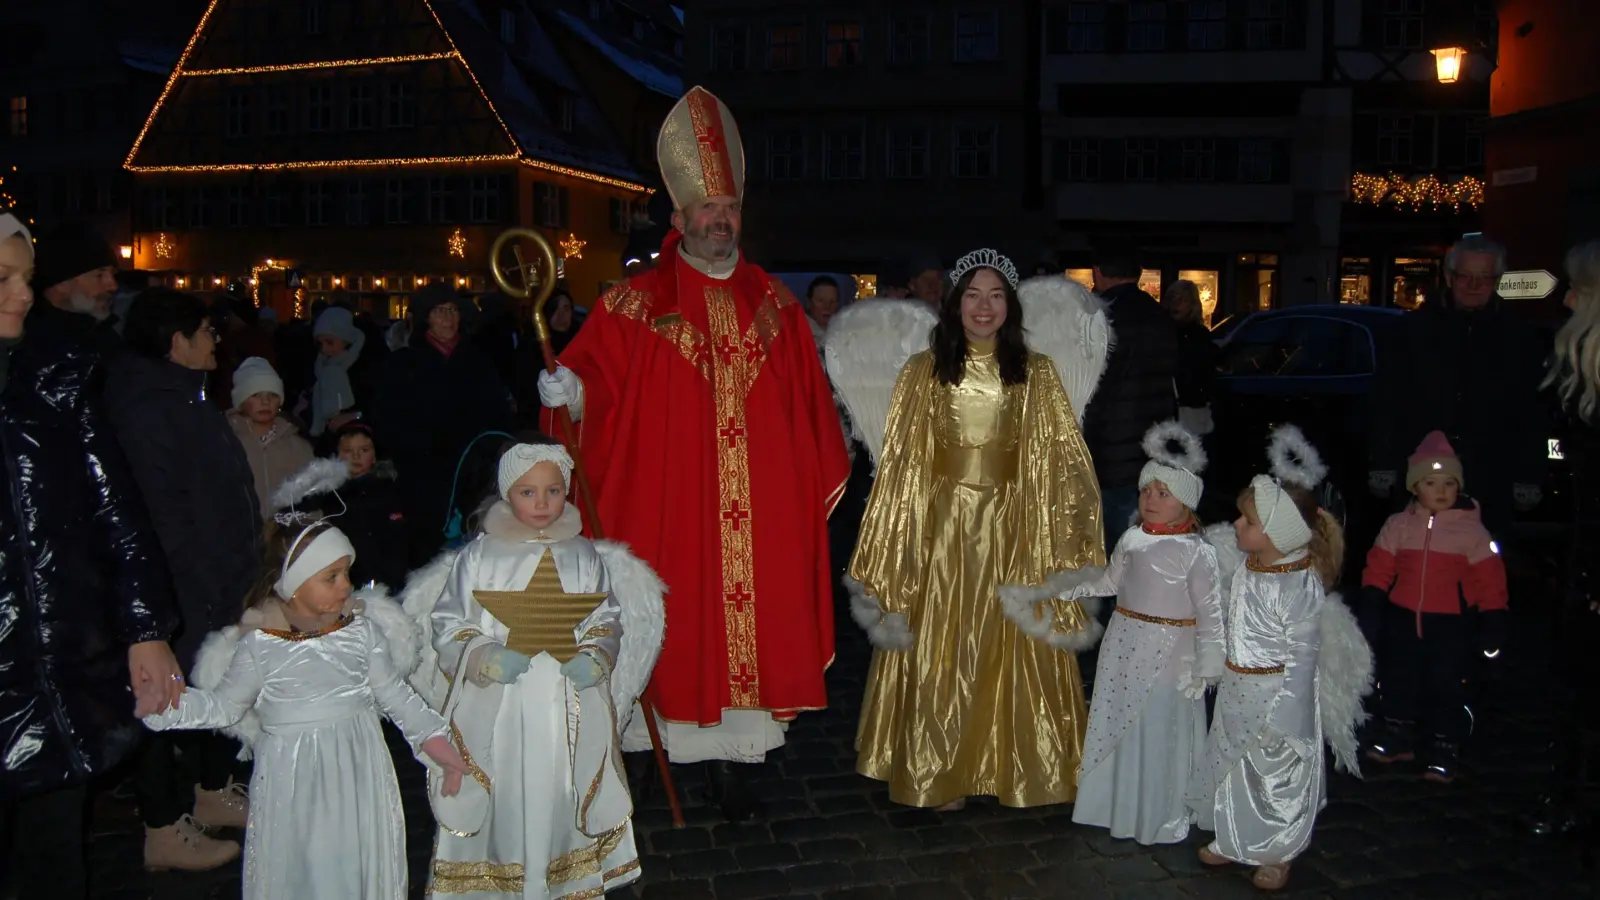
144, 814, 242, 872
1253, 862, 1291, 890
193, 781, 249, 829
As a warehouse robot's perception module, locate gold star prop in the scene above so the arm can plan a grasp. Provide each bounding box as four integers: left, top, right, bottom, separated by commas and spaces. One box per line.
472, 554, 606, 663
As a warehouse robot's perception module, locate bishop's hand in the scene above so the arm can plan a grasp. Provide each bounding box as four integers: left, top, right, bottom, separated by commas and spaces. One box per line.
537, 366, 584, 420
560, 652, 606, 691
422, 735, 469, 797
478, 645, 532, 684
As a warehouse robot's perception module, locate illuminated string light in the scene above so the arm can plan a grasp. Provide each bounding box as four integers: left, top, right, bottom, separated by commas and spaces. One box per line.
1351, 173, 1485, 212
519, 158, 651, 194
155, 233, 174, 258
558, 232, 586, 259
182, 52, 457, 77
128, 154, 522, 174
124, 0, 226, 167
448, 227, 467, 258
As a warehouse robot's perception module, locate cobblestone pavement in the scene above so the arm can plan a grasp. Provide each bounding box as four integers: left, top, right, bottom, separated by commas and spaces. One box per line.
80, 581, 1596, 899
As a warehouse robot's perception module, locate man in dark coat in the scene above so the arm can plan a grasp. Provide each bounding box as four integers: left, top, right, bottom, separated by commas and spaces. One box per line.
24, 221, 125, 361
375, 283, 514, 565
2, 213, 182, 899
1081, 243, 1179, 539
1368, 235, 1547, 536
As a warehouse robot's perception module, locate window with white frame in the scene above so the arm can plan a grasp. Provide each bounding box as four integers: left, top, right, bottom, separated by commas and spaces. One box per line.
609, 197, 631, 234
1246, 0, 1287, 49
347, 83, 377, 130
306, 84, 334, 132
1187, 0, 1226, 50
822, 127, 865, 180
385, 82, 416, 127
954, 10, 999, 62
226, 89, 250, 137
765, 129, 805, 181
1377, 115, 1413, 165
188, 187, 210, 228
1237, 138, 1275, 182
1054, 137, 1100, 182
428, 177, 453, 223
1059, 2, 1105, 52
346, 181, 369, 225
1180, 138, 1217, 181
826, 21, 863, 67
767, 24, 804, 70
227, 185, 249, 227
1127, 2, 1167, 51
953, 126, 996, 178
1124, 137, 1159, 181
889, 13, 931, 63
305, 182, 329, 226
710, 24, 747, 72
385, 179, 408, 223
887, 126, 930, 179
1382, 0, 1424, 49
534, 183, 567, 227
469, 176, 499, 223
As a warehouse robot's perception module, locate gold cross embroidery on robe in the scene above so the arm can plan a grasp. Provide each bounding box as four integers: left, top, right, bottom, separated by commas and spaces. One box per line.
472, 553, 607, 664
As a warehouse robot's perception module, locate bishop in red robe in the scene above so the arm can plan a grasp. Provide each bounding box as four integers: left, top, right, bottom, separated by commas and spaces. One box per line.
539, 86, 849, 820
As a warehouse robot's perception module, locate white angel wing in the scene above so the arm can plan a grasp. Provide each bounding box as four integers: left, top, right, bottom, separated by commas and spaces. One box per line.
358, 586, 422, 677
1017, 276, 1112, 423
398, 550, 459, 710
594, 540, 666, 733
190, 624, 263, 760
1202, 523, 1246, 609
1317, 592, 1375, 776
823, 299, 937, 464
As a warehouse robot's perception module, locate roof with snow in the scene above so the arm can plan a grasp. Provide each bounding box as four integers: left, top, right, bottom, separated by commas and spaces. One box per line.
552, 9, 683, 98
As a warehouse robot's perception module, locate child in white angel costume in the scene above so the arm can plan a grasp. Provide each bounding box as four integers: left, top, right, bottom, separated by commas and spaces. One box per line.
421, 438, 665, 899
1188, 427, 1374, 892
138, 473, 472, 900
1049, 421, 1224, 845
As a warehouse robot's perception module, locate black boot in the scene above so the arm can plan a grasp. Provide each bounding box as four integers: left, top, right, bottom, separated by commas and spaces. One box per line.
704, 761, 763, 823
1365, 718, 1416, 764
1422, 735, 1460, 784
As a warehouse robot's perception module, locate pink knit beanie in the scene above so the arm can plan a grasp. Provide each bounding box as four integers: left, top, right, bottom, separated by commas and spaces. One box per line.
1407, 430, 1464, 492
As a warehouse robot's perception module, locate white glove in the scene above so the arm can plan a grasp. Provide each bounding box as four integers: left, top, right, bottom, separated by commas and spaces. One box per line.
1513, 483, 1542, 511
559, 652, 606, 690
477, 645, 531, 685
1368, 470, 1396, 499
537, 366, 584, 420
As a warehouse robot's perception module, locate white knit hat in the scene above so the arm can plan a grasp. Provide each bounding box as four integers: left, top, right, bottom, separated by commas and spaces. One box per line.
1137, 421, 1206, 510
1251, 425, 1328, 554
231, 356, 284, 409
497, 442, 574, 499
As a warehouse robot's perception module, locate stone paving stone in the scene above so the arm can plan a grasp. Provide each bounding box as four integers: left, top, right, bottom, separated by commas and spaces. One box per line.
798, 837, 868, 863
1097, 854, 1176, 885
733, 841, 802, 870
961, 870, 1039, 899
785, 862, 857, 892
713, 870, 793, 900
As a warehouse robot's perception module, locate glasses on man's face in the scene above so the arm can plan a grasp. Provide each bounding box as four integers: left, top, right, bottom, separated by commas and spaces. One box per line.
1450, 270, 1495, 288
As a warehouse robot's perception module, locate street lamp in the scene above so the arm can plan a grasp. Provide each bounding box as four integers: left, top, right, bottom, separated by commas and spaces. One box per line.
118, 245, 133, 260
1432, 46, 1467, 84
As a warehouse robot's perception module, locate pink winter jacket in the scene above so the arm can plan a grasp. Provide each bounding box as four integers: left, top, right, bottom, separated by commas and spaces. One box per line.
1361, 501, 1508, 629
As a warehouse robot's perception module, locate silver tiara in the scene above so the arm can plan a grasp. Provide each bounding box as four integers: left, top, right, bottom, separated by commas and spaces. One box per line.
274, 510, 318, 527
949, 248, 1019, 290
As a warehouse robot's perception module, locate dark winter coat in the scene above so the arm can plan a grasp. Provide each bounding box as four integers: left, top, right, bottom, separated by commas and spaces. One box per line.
1, 333, 176, 800
374, 337, 513, 565
1555, 407, 1600, 689
1080, 283, 1179, 488
23, 300, 125, 364
102, 354, 262, 669
306, 462, 410, 592
1369, 296, 1546, 534
1172, 320, 1218, 409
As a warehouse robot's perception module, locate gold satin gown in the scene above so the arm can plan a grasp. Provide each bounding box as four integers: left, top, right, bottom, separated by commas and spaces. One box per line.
851, 344, 1105, 808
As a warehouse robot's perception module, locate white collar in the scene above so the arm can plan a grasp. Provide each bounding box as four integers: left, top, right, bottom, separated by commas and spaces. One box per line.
679, 245, 739, 280
482, 500, 584, 543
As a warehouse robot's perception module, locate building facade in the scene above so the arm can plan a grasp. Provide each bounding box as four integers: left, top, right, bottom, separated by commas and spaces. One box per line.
124, 0, 661, 319
686, 0, 1049, 279
0, 0, 201, 248
1484, 0, 1600, 316
1042, 0, 1491, 322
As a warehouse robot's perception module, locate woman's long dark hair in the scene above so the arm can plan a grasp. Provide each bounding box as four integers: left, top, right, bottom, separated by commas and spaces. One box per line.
930, 266, 1028, 386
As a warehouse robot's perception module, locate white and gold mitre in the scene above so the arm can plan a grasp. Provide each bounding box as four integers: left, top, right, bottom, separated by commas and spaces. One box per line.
656, 85, 745, 210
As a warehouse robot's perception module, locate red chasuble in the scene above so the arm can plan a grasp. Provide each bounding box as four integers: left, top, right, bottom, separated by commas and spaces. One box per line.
547, 235, 850, 726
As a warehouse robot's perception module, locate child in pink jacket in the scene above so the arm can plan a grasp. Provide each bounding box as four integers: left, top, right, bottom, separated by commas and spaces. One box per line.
1360, 431, 1507, 783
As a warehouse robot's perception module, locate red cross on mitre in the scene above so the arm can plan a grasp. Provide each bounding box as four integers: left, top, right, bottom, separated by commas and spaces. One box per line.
684, 87, 739, 200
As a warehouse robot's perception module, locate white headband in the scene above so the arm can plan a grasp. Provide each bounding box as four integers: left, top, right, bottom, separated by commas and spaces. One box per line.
498, 443, 574, 498
1251, 474, 1314, 553
1138, 421, 1206, 511
276, 526, 357, 599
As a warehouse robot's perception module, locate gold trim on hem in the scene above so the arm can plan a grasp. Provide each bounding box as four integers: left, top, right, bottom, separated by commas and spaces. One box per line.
432, 860, 526, 894
1226, 659, 1286, 675
1115, 607, 1196, 627
546, 822, 629, 888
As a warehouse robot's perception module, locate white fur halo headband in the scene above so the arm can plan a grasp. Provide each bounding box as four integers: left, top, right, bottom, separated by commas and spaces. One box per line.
1253, 425, 1327, 553
949, 248, 1019, 290
1138, 420, 1207, 510
497, 442, 575, 498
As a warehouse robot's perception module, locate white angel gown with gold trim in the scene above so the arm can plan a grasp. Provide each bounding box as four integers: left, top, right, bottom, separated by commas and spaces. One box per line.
427, 503, 641, 900
1066, 525, 1225, 845
143, 598, 447, 900
1188, 551, 1326, 866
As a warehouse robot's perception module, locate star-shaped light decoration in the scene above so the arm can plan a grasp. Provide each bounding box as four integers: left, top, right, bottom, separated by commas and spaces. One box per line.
155, 233, 173, 259
447, 227, 466, 259
559, 232, 585, 260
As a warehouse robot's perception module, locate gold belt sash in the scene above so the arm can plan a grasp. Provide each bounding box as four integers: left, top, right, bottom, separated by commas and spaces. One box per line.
472, 555, 606, 663
1226, 659, 1285, 675
933, 445, 1018, 485
1116, 606, 1196, 627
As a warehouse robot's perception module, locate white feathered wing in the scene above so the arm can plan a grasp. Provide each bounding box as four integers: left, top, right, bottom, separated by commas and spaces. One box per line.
190, 587, 422, 761
823, 299, 937, 465
1016, 275, 1112, 423
1317, 592, 1375, 776
594, 540, 666, 732
399, 550, 458, 710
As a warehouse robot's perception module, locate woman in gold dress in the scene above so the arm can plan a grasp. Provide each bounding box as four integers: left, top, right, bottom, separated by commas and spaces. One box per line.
847, 250, 1106, 810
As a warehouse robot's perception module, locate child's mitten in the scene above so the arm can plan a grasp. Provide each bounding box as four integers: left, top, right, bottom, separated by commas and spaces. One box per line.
422, 734, 470, 797
560, 652, 606, 691
478, 645, 532, 684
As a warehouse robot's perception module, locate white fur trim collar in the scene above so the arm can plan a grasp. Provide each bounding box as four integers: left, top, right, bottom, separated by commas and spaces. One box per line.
482, 499, 584, 543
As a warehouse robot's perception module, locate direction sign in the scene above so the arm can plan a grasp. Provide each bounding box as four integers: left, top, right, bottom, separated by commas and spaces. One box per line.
1497, 269, 1559, 300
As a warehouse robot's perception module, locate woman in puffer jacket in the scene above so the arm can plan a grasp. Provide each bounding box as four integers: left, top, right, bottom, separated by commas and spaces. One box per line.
1359, 430, 1507, 784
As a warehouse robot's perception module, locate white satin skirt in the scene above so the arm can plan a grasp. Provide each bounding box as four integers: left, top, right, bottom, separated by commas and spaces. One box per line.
1071, 677, 1206, 844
